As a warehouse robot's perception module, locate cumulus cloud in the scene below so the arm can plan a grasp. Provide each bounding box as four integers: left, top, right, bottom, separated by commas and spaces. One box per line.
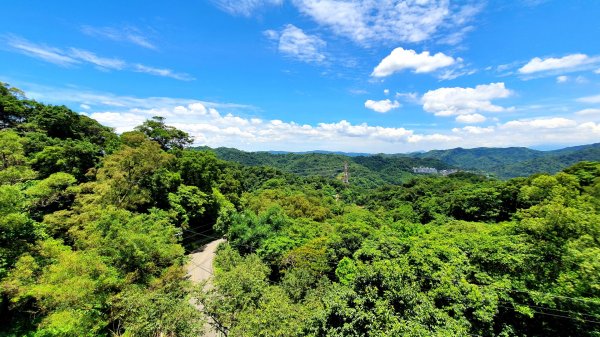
292, 0, 480, 45
371, 48, 456, 77
91, 106, 600, 152
455, 113, 486, 124
14, 83, 600, 153
519, 53, 599, 74
447, 118, 600, 149
81, 25, 156, 49
422, 82, 512, 117
4, 35, 193, 80
364, 99, 400, 113
266, 24, 326, 63
91, 102, 423, 149
212, 0, 283, 17
452, 126, 494, 134
595, 68, 600, 74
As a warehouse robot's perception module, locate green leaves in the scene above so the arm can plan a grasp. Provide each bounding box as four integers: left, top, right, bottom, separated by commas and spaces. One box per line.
134, 116, 193, 151
95, 139, 174, 210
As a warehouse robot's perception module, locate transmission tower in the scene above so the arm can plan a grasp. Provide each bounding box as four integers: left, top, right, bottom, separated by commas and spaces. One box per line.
343, 161, 349, 184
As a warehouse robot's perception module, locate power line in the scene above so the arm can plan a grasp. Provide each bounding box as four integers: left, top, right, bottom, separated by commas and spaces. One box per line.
497, 300, 600, 320
181, 229, 600, 326
414, 273, 600, 305
497, 304, 600, 325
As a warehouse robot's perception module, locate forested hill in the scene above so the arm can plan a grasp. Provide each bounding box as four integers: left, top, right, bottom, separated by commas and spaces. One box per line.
196, 146, 454, 187
199, 143, 600, 181
407, 143, 600, 178
2, 82, 600, 336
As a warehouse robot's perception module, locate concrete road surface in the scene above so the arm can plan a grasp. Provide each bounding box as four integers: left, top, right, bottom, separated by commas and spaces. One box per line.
187, 239, 225, 282
186, 238, 225, 337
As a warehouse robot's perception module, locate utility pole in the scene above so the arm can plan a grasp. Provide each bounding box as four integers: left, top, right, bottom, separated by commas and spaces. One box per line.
343, 161, 349, 184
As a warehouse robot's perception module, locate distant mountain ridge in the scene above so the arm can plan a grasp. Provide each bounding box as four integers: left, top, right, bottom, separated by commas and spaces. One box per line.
196, 142, 600, 181
406, 143, 600, 178
195, 146, 453, 188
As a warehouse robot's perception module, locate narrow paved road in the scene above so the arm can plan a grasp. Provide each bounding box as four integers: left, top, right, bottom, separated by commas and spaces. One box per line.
187, 239, 225, 282
186, 238, 225, 337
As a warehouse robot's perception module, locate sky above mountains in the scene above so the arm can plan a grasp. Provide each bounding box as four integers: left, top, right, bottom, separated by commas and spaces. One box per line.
1, 0, 599, 152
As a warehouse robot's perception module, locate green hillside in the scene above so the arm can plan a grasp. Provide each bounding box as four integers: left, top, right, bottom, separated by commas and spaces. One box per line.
491, 143, 600, 178
409, 144, 600, 178
409, 147, 545, 170
197, 146, 454, 187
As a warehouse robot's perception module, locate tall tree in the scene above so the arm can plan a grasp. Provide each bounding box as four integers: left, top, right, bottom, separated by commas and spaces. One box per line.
134, 116, 193, 151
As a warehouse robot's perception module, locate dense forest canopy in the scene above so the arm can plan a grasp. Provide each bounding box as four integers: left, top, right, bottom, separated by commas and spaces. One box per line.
199, 143, 600, 181
1, 82, 599, 336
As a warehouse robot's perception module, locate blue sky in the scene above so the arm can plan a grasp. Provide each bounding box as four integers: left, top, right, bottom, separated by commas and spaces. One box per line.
1, 0, 600, 152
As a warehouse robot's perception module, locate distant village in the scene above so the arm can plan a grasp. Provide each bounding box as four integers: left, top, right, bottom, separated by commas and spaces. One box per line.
412, 167, 459, 176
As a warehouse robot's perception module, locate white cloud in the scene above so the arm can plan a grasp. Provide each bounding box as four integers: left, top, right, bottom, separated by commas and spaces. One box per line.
292, 0, 480, 45
501, 117, 577, 130
81, 25, 156, 50
371, 48, 456, 77
364, 99, 400, 113
267, 24, 326, 63
437, 67, 476, 81
422, 82, 512, 117
263, 29, 279, 40
80, 104, 91, 110
133, 64, 195, 81
92, 103, 424, 150
69, 48, 126, 70
452, 126, 494, 134
438, 25, 474, 46
575, 108, 600, 116
13, 83, 600, 153
395, 92, 420, 103
348, 89, 368, 95
4, 35, 193, 80
595, 68, 600, 74
383, 89, 389, 95
5, 35, 79, 66
15, 83, 252, 111
212, 0, 283, 16
577, 94, 600, 104
519, 54, 598, 74
578, 122, 600, 134
554, 75, 588, 84
455, 113, 486, 124
446, 118, 600, 149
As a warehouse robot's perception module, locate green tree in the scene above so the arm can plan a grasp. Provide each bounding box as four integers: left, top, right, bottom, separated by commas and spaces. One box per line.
95, 139, 174, 210
134, 116, 193, 151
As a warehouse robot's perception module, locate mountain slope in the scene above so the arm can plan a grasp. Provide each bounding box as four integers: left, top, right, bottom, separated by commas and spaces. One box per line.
196, 147, 454, 187
409, 147, 545, 171
408, 143, 600, 178
491, 143, 600, 178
